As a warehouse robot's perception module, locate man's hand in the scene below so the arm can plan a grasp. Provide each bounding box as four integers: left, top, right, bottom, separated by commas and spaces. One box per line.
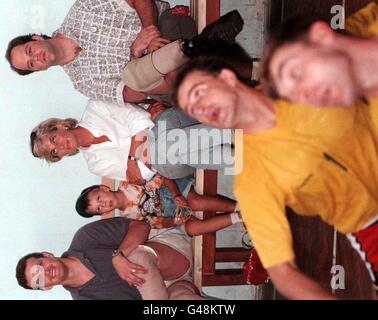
112, 254, 146, 287
127, 159, 145, 185
147, 101, 167, 121
147, 37, 171, 53
131, 25, 160, 58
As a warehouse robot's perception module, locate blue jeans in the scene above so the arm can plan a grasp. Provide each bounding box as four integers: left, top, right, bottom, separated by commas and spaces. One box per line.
149, 108, 234, 179
159, 175, 194, 217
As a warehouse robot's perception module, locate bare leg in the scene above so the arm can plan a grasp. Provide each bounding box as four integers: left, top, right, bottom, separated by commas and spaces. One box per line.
184, 215, 232, 236
127, 246, 169, 300
128, 242, 193, 300
186, 188, 236, 212
167, 280, 206, 300
145, 242, 190, 280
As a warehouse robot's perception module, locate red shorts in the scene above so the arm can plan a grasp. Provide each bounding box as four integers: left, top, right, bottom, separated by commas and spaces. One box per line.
347, 218, 378, 290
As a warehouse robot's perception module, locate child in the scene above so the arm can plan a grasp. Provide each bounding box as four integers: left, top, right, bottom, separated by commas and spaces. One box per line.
75, 174, 242, 236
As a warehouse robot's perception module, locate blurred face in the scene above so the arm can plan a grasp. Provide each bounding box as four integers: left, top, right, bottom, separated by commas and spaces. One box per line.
86, 188, 118, 215
269, 42, 358, 107
177, 70, 239, 128
25, 254, 68, 290
39, 129, 79, 161
10, 36, 57, 72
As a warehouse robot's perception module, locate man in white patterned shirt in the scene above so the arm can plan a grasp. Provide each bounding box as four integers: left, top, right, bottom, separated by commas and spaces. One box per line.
6, 0, 245, 105
7, 0, 173, 105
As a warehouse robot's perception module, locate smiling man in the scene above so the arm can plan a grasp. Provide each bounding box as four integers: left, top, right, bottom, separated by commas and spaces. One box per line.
16, 217, 204, 300
6, 0, 174, 105
16, 218, 148, 299
5, 0, 244, 105
174, 57, 378, 299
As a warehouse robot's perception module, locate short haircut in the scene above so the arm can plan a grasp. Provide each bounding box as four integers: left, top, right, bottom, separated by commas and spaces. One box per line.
75, 185, 102, 218
260, 13, 346, 98
5, 34, 51, 76
172, 56, 248, 106
16, 252, 44, 289
30, 118, 79, 162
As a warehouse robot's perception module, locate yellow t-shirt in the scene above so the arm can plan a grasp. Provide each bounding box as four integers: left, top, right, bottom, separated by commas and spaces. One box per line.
346, 2, 378, 36
346, 4, 378, 133
234, 100, 378, 269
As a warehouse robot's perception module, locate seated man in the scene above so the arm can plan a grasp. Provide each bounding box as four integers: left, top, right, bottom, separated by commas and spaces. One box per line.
16, 217, 205, 300
6, 0, 244, 105
259, 2, 378, 108
173, 57, 378, 300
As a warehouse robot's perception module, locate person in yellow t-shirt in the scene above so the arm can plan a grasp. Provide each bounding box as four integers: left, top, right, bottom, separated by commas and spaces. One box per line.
259, 2, 378, 109
173, 57, 378, 300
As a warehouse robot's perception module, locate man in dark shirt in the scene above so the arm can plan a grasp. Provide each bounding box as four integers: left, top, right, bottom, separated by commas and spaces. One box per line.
16, 217, 203, 300
16, 218, 148, 299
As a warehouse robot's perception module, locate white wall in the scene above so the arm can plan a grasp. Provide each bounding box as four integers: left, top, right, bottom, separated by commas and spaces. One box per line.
0, 0, 188, 300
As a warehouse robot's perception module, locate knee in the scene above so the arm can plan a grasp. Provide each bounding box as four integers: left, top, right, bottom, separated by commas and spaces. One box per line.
128, 247, 158, 269
186, 190, 201, 210
184, 218, 200, 236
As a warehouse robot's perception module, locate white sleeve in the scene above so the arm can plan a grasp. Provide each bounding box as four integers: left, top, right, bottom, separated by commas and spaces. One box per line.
83, 148, 128, 181
105, 102, 154, 136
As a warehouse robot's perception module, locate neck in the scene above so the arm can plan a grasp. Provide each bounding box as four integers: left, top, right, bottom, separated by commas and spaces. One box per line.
72, 127, 96, 148
336, 36, 378, 97
50, 34, 80, 66
115, 190, 128, 211
60, 256, 93, 288
234, 82, 276, 134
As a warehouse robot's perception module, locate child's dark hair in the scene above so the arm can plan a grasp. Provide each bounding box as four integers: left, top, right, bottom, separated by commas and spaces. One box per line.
75, 185, 102, 218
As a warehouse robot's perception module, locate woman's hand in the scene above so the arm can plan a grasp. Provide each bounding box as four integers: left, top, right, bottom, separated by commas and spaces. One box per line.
147, 101, 167, 121
131, 25, 161, 58
127, 159, 145, 185
112, 254, 146, 287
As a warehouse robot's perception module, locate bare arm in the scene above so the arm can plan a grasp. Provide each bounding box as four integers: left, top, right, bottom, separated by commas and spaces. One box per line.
122, 86, 148, 103
126, 0, 158, 27
112, 220, 151, 286
127, 130, 149, 184
119, 220, 151, 256
268, 261, 337, 300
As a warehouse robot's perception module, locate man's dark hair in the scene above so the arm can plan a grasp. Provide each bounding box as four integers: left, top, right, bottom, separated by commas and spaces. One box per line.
16, 252, 44, 289
75, 185, 102, 218
5, 34, 51, 76
172, 56, 250, 106
260, 13, 347, 98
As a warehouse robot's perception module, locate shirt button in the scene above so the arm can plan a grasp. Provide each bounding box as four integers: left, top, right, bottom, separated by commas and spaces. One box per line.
90, 26, 97, 33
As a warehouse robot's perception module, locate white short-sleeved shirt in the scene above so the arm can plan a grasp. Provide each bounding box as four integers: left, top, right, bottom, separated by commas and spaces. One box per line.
79, 100, 156, 180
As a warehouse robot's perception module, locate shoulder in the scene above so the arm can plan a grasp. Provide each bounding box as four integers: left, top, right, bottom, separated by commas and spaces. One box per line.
82, 100, 112, 120
72, 218, 130, 242
346, 2, 378, 37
